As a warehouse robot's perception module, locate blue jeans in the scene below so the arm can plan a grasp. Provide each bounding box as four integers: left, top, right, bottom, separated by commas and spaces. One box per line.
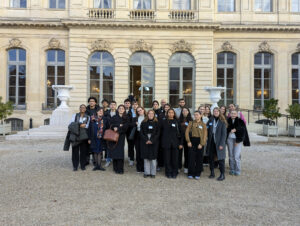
227, 138, 242, 174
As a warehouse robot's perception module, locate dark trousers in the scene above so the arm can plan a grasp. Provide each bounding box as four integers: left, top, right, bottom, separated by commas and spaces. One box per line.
134, 133, 144, 172
178, 140, 189, 169
72, 141, 88, 169
127, 132, 135, 161
157, 141, 164, 168
209, 138, 225, 174
113, 159, 124, 173
164, 144, 179, 177
188, 137, 204, 177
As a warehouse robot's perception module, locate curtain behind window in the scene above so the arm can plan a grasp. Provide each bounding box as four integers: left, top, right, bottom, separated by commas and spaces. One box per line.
94, 0, 111, 8
173, 0, 191, 10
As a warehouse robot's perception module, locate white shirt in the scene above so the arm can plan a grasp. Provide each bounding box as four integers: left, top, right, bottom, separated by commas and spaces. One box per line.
137, 116, 145, 131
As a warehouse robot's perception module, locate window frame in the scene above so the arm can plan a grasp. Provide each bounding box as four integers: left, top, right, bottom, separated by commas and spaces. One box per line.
254, 0, 273, 12
291, 0, 300, 13
10, 0, 27, 8
216, 52, 236, 106
217, 0, 236, 12
168, 52, 195, 109
88, 51, 115, 103
49, 0, 66, 9
172, 0, 191, 10
292, 52, 300, 104
7, 48, 26, 109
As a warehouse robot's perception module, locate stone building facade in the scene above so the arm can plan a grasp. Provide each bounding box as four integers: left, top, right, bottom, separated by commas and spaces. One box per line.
0, 0, 300, 129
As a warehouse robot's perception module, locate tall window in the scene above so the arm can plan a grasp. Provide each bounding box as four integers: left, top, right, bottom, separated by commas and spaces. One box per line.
169, 53, 194, 108
129, 52, 155, 108
173, 0, 191, 10
292, 53, 300, 104
254, 52, 273, 109
133, 0, 151, 9
94, 0, 111, 8
46, 50, 65, 108
10, 0, 26, 8
49, 0, 65, 9
218, 0, 235, 12
217, 52, 236, 106
8, 48, 26, 108
255, 0, 272, 12
89, 52, 114, 103
292, 0, 300, 12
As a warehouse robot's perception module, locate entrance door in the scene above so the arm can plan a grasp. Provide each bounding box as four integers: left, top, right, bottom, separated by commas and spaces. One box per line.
129, 52, 155, 108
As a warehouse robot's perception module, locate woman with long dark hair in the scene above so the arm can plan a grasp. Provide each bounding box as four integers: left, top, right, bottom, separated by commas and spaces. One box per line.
161, 108, 183, 179
108, 104, 129, 174
135, 106, 146, 173
206, 107, 227, 181
178, 107, 193, 174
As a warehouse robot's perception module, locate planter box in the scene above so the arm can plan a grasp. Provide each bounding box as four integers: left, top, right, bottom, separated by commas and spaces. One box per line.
263, 124, 278, 137
288, 126, 300, 138
0, 122, 12, 135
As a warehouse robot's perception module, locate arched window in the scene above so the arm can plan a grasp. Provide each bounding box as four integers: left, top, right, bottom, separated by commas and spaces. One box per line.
46, 49, 65, 108
292, 52, 300, 104
217, 52, 236, 106
8, 48, 26, 109
89, 51, 114, 103
254, 52, 273, 109
169, 52, 195, 108
129, 52, 155, 108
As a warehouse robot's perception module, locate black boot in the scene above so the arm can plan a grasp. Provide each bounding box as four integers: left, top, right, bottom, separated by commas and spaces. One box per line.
209, 170, 215, 179
217, 173, 225, 181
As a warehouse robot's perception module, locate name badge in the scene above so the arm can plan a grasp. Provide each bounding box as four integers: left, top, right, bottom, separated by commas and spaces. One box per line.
155, 114, 158, 118
209, 122, 213, 126
148, 126, 153, 129
185, 122, 189, 126
172, 123, 176, 127
198, 125, 203, 129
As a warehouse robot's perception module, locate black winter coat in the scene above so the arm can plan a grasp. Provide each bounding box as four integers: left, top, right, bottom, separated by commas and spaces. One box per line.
107, 114, 129, 159
88, 117, 109, 150
160, 119, 183, 149
227, 117, 250, 146
140, 120, 160, 160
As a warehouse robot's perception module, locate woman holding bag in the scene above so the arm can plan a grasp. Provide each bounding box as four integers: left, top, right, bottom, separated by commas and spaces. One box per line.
108, 105, 129, 174
185, 111, 207, 180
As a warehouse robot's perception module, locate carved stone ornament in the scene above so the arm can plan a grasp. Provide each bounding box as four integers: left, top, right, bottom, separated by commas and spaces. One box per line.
297, 43, 300, 52
130, 39, 153, 53
222, 41, 233, 51
171, 39, 193, 53
259, 41, 271, 52
90, 39, 112, 52
9, 38, 22, 48
48, 38, 61, 49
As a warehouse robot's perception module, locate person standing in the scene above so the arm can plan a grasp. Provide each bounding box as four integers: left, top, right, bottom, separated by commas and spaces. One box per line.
88, 108, 109, 171
135, 106, 146, 173
161, 108, 183, 179
69, 104, 90, 171
159, 99, 167, 115
174, 98, 186, 119
127, 101, 138, 166
185, 111, 207, 180
101, 99, 110, 117
178, 107, 193, 174
152, 100, 160, 118
228, 104, 246, 125
140, 110, 160, 178
206, 107, 227, 181
108, 105, 129, 174
227, 109, 250, 176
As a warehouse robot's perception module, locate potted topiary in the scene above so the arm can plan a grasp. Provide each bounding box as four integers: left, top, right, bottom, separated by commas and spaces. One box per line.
0, 97, 14, 136
286, 103, 300, 137
262, 98, 281, 137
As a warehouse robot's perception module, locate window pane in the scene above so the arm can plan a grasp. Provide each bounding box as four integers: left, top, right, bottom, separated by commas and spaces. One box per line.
9, 87, 16, 96
170, 95, 179, 107
183, 68, 193, 80
292, 89, 299, 99
9, 65, 16, 76
9, 97, 16, 104
142, 67, 154, 95
103, 94, 113, 102
217, 53, 225, 64
50, 0, 56, 8
181, 54, 194, 64
292, 0, 300, 12
102, 52, 114, 65
20, 0, 27, 8
9, 76, 16, 86
183, 95, 192, 108
264, 89, 270, 99
143, 95, 153, 108
264, 69, 271, 79
19, 87, 26, 96
19, 49, 26, 61
57, 66, 65, 76
58, 0, 65, 8
264, 79, 270, 89
255, 89, 262, 99
170, 54, 181, 65
217, 79, 224, 87
292, 69, 299, 79
170, 81, 180, 94
57, 50, 65, 62
47, 66, 55, 76
90, 66, 100, 79
19, 75, 26, 86
292, 79, 298, 89
254, 69, 261, 78
90, 80, 100, 94
254, 79, 262, 89
227, 89, 234, 98
103, 66, 114, 80
90, 52, 101, 62
170, 68, 180, 80
103, 81, 113, 94
47, 50, 56, 62
173, 0, 191, 10
183, 82, 192, 94
227, 79, 233, 88
227, 52, 234, 64
263, 0, 272, 12
47, 77, 55, 87
9, 49, 17, 61
57, 77, 65, 85
292, 54, 299, 65
18, 97, 26, 105
264, 53, 271, 65
19, 65, 26, 76
255, 53, 262, 65
227, 68, 234, 78
129, 53, 142, 65
217, 68, 224, 79
142, 54, 154, 65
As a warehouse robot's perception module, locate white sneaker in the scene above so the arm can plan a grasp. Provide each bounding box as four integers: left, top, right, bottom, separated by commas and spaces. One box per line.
184, 168, 188, 174
104, 161, 111, 167
129, 160, 134, 166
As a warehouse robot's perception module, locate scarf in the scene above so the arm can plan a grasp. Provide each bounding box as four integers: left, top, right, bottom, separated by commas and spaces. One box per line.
97, 117, 104, 138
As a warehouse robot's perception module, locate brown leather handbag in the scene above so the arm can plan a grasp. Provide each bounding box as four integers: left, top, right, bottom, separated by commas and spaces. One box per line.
103, 129, 119, 143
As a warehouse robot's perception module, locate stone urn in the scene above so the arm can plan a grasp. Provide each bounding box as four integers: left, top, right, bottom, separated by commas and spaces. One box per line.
204, 86, 226, 114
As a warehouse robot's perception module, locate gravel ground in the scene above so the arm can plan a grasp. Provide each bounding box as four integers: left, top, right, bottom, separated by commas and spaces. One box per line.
0, 139, 299, 226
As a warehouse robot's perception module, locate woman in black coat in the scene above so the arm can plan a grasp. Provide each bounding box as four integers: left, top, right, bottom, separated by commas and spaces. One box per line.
108, 104, 129, 174
206, 107, 227, 181
161, 108, 183, 179
140, 109, 160, 178
134, 106, 146, 173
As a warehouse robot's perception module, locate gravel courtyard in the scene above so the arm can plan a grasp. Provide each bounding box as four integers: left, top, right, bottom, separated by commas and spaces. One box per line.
0, 139, 299, 226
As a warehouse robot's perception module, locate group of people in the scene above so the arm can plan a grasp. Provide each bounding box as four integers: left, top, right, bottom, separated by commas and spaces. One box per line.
64, 97, 250, 181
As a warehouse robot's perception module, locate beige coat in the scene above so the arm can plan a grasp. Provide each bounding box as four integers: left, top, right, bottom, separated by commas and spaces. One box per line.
185, 120, 207, 146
